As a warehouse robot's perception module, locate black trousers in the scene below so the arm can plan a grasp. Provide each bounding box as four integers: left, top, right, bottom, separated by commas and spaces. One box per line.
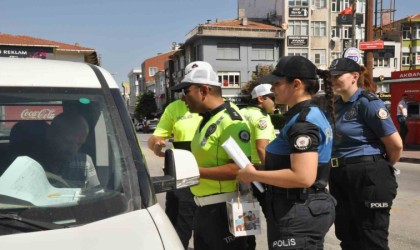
397, 115, 408, 144
265, 191, 336, 250
165, 188, 197, 249
193, 202, 251, 250
329, 158, 398, 250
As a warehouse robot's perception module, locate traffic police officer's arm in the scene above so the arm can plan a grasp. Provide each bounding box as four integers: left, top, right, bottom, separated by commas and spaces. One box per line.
147, 135, 167, 157
239, 122, 319, 188
199, 162, 241, 180
380, 133, 403, 165
256, 139, 270, 165
147, 104, 178, 157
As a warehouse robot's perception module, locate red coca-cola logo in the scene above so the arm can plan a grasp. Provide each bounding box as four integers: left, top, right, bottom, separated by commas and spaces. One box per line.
20, 108, 57, 120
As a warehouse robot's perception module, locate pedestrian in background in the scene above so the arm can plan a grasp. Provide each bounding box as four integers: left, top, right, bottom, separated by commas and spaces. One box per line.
147, 91, 202, 249
238, 56, 336, 250
171, 61, 252, 250
328, 58, 402, 249
397, 93, 409, 147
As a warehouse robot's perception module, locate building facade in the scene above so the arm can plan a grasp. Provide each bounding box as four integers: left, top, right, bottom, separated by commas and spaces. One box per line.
0, 33, 99, 65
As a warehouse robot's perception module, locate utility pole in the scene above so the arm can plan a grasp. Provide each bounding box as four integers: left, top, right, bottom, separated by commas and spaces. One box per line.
352, 0, 357, 47
365, 0, 374, 77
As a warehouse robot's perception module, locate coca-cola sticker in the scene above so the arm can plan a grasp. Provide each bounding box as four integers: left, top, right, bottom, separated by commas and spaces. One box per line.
21, 108, 57, 120
5, 106, 63, 122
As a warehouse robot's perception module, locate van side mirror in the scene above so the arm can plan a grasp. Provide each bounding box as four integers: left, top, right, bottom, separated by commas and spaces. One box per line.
151, 149, 200, 193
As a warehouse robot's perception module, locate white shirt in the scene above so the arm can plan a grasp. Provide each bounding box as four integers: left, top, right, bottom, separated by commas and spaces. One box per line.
397, 99, 408, 116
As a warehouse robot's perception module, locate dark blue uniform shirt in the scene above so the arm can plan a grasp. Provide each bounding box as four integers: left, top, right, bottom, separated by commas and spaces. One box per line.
333, 88, 397, 158
266, 100, 333, 165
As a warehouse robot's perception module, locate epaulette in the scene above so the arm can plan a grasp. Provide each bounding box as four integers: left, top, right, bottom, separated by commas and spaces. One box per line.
225, 102, 243, 121
360, 90, 379, 101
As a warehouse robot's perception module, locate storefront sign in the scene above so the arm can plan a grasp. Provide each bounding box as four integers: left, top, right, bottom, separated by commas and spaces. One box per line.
391, 69, 420, 79
0, 45, 53, 59
337, 13, 364, 25
360, 40, 384, 50
289, 7, 309, 17
287, 36, 308, 47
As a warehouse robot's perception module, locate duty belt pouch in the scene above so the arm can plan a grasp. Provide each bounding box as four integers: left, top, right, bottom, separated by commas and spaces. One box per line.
226, 184, 262, 237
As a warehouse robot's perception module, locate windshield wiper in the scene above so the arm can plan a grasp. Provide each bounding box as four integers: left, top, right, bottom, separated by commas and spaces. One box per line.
0, 213, 68, 230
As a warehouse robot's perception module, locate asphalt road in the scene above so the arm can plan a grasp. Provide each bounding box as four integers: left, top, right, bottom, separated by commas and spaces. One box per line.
136, 133, 420, 250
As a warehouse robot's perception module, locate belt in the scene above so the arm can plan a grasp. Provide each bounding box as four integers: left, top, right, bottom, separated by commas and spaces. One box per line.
266, 187, 325, 201
331, 154, 384, 168
194, 192, 236, 207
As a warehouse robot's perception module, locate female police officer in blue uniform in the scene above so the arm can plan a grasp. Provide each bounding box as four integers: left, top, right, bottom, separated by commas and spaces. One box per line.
328, 58, 402, 249
238, 56, 336, 249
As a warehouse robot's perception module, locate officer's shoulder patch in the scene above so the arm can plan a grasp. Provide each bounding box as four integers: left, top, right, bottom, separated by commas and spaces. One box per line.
239, 130, 250, 142
376, 108, 389, 120
258, 119, 268, 130
294, 135, 312, 151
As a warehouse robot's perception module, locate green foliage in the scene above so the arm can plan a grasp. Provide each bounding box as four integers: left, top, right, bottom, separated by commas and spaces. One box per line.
134, 91, 157, 120
241, 64, 274, 97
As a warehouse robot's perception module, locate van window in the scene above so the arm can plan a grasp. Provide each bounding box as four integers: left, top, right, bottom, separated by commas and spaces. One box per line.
0, 87, 147, 230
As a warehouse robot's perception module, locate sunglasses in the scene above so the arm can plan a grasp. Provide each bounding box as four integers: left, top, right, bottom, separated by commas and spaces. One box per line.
263, 95, 275, 101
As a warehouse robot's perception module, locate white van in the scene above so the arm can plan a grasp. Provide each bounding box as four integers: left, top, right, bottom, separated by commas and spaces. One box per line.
0, 58, 199, 249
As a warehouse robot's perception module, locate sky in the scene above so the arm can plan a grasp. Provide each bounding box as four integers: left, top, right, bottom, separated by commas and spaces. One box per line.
1, 0, 418, 85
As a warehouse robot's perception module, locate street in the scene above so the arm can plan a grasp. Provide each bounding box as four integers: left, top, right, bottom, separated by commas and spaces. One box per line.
137, 133, 420, 250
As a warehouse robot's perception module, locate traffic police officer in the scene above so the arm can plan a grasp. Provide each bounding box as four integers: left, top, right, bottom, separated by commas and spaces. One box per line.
238, 56, 337, 250
240, 83, 276, 165
328, 58, 402, 249
171, 61, 252, 250
148, 95, 202, 249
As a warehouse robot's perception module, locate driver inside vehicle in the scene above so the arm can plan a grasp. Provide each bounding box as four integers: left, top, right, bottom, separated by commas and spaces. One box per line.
38, 112, 100, 188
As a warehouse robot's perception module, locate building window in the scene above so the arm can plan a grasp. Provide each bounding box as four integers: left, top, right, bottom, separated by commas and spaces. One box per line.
311, 21, 327, 36
331, 0, 338, 12
252, 44, 274, 60
311, 50, 326, 64
288, 20, 309, 36
288, 48, 309, 58
218, 72, 240, 88
402, 53, 410, 65
415, 26, 420, 39
331, 26, 339, 38
357, 0, 366, 13
342, 27, 352, 39
402, 26, 411, 40
312, 0, 326, 8
289, 0, 309, 6
217, 43, 240, 60
373, 58, 390, 67
149, 67, 158, 77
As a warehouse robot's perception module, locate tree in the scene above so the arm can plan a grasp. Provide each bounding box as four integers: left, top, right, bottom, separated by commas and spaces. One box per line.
241, 64, 274, 97
134, 91, 157, 121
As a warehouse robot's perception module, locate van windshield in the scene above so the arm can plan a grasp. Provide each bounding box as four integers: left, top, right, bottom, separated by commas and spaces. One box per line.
0, 87, 147, 233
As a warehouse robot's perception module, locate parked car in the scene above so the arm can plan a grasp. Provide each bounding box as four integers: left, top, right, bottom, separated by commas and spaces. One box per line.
144, 119, 158, 133
0, 58, 200, 249
135, 122, 144, 132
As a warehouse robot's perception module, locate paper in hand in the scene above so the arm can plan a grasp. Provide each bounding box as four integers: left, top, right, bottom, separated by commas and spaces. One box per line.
221, 136, 264, 193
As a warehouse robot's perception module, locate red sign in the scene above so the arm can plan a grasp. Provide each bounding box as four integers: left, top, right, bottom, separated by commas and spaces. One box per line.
359, 40, 384, 50
391, 69, 420, 79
